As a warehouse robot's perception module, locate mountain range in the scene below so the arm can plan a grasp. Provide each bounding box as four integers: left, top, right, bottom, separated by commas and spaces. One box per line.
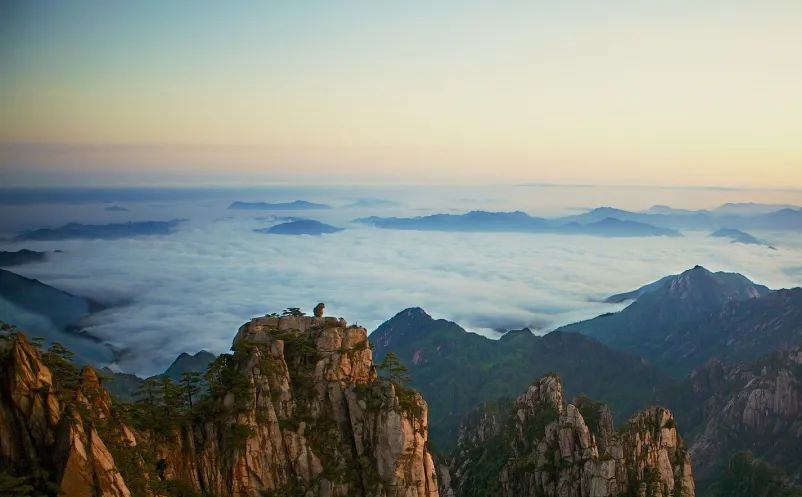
558, 205, 802, 231
370, 307, 675, 448
228, 199, 332, 210
369, 266, 802, 495
16, 219, 183, 240
356, 204, 802, 236
356, 211, 681, 237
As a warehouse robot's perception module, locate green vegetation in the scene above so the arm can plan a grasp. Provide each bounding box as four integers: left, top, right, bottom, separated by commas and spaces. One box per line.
573, 395, 604, 436
705, 452, 802, 497
180, 371, 202, 409
0, 470, 58, 497
378, 351, 423, 417
378, 352, 410, 385
370, 308, 676, 449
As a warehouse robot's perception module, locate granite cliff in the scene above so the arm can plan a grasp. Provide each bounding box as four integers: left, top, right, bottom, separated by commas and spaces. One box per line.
443, 374, 695, 497
682, 346, 802, 485
0, 313, 439, 497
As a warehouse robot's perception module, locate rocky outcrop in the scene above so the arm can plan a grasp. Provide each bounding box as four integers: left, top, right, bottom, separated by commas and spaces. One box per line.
447, 374, 695, 497
0, 313, 439, 497
0, 333, 132, 497
686, 347, 802, 482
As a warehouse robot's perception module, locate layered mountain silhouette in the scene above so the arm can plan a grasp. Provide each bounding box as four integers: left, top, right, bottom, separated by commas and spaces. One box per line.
16, 219, 182, 240
0, 249, 46, 267
356, 203, 802, 236
558, 205, 802, 231
709, 228, 766, 246
560, 266, 802, 374
356, 210, 680, 237
0, 268, 113, 364
228, 200, 331, 210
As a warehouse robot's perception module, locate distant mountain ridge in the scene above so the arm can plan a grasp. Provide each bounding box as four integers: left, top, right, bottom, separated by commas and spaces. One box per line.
605, 265, 769, 307
256, 219, 343, 235
162, 350, 216, 381
710, 228, 771, 247
557, 205, 802, 231
560, 266, 802, 374
355, 203, 802, 235
17, 219, 182, 240
356, 210, 680, 237
0, 249, 47, 267
0, 268, 114, 364
103, 349, 218, 400
228, 200, 331, 210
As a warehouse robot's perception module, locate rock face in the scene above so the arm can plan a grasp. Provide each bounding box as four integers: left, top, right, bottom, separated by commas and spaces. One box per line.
445, 374, 695, 497
0, 333, 131, 497
684, 346, 802, 483
0, 313, 439, 497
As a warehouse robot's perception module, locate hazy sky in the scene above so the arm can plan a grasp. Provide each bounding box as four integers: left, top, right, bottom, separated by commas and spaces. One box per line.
1, 1, 801, 187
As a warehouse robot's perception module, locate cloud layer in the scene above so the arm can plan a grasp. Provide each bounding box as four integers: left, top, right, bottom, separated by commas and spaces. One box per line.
2, 196, 802, 376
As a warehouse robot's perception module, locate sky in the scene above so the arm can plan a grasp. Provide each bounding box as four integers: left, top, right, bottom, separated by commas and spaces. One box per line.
1, 1, 801, 187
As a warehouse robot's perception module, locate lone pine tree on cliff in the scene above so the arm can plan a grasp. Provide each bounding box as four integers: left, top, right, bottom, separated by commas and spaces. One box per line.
378, 352, 410, 387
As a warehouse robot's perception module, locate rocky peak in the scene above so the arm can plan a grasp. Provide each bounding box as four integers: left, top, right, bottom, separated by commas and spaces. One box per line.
515, 373, 564, 415
662, 266, 767, 307
0, 311, 440, 497
0, 333, 61, 452
446, 374, 694, 497
688, 346, 802, 481
0, 332, 132, 497
76, 366, 113, 419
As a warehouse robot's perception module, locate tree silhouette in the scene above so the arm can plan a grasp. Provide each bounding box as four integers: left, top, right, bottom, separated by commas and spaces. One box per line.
42, 342, 80, 396
138, 377, 162, 406
378, 352, 410, 387
180, 371, 202, 410
160, 377, 182, 416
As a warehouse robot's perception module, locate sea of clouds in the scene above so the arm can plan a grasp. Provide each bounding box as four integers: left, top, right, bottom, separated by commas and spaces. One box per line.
2, 185, 802, 375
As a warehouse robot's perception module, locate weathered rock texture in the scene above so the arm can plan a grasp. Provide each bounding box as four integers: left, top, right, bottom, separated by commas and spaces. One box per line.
444, 374, 695, 497
0, 313, 439, 497
684, 346, 802, 483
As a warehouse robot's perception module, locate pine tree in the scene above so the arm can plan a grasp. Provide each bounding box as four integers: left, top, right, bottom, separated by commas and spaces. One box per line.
378, 352, 411, 386
42, 342, 80, 397
179, 371, 202, 410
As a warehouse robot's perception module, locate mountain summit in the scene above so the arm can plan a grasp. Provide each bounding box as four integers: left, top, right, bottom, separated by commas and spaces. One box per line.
561, 267, 801, 374
605, 265, 768, 307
